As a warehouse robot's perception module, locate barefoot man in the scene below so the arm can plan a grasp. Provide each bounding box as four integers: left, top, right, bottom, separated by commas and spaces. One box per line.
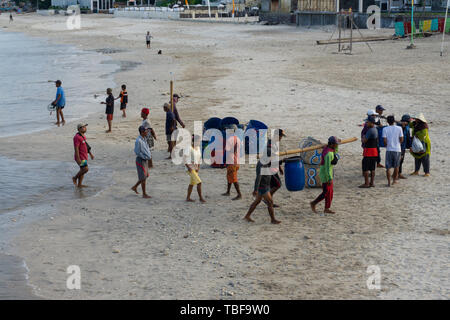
310, 136, 340, 214
52, 80, 66, 127
73, 124, 94, 188
131, 126, 152, 198
184, 135, 206, 203
222, 124, 243, 200
244, 148, 281, 224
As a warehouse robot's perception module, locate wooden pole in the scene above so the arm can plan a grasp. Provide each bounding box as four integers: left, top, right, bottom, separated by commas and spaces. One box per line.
170, 80, 173, 112
278, 137, 358, 157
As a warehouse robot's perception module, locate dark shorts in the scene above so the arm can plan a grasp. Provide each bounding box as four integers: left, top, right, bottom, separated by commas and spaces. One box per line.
385, 151, 401, 169
258, 175, 271, 196
56, 105, 65, 110
146, 40, 150, 45
136, 157, 149, 181
270, 173, 282, 189
362, 157, 377, 172
120, 103, 127, 110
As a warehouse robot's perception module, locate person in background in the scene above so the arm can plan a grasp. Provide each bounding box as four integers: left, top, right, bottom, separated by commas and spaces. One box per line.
140, 107, 157, 168
72, 124, 94, 188
222, 124, 242, 200
383, 115, 404, 187
116, 84, 128, 118
171, 93, 185, 129
398, 114, 413, 179
100, 88, 114, 133
52, 80, 66, 127
375, 105, 386, 168
410, 113, 431, 177
146, 31, 152, 49
131, 126, 152, 199
9, 13, 13, 23
164, 103, 176, 159
184, 135, 206, 203
359, 117, 378, 188
310, 136, 340, 214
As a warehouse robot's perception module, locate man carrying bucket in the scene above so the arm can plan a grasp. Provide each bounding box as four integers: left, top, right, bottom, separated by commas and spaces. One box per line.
310, 136, 340, 214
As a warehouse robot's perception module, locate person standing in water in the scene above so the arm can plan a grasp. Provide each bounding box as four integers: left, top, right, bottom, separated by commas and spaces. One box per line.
72, 124, 94, 188
51, 80, 66, 127
100, 88, 114, 133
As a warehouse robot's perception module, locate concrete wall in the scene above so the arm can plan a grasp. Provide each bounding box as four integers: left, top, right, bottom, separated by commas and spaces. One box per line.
114, 9, 181, 19
259, 11, 295, 23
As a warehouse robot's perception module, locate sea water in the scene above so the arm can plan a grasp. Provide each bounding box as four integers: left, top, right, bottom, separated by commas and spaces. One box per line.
0, 31, 117, 299
0, 30, 119, 138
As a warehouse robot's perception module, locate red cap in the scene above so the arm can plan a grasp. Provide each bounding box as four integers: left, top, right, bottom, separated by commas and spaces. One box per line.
141, 108, 150, 115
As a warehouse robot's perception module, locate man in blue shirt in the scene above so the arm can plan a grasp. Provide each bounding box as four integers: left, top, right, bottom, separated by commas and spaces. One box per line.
52, 80, 66, 127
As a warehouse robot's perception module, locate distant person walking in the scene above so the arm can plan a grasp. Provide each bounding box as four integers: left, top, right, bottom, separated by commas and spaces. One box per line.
146, 31, 152, 49
410, 113, 431, 177
9, 13, 13, 23
310, 136, 340, 214
382, 115, 403, 187
131, 126, 152, 199
72, 124, 94, 188
100, 88, 114, 133
52, 80, 66, 126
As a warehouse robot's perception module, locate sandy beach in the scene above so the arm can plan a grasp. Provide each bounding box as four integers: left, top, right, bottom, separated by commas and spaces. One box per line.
0, 13, 449, 299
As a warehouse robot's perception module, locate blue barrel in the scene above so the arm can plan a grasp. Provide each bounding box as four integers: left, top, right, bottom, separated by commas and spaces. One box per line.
245, 120, 268, 154
220, 117, 239, 130
284, 156, 305, 191
204, 117, 222, 131
378, 126, 386, 148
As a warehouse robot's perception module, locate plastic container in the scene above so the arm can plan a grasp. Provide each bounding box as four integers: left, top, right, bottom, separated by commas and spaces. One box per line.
284, 156, 305, 192
245, 120, 268, 154
378, 126, 386, 148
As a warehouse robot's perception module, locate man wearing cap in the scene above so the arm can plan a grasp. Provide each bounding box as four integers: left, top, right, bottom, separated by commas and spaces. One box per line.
409, 113, 431, 176
310, 136, 340, 214
171, 94, 185, 129
131, 126, 152, 199
383, 115, 404, 186
141, 107, 157, 167
164, 103, 177, 159
398, 114, 412, 179
72, 124, 94, 188
359, 117, 378, 188
52, 80, 66, 127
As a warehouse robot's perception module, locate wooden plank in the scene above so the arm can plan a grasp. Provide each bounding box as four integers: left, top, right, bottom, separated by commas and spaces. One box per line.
317, 35, 399, 45
278, 137, 357, 157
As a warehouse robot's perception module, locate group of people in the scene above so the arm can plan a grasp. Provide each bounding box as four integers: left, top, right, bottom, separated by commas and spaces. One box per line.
70, 87, 431, 224
360, 105, 431, 188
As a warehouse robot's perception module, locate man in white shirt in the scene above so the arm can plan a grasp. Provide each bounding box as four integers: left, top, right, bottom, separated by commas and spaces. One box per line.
382, 115, 404, 187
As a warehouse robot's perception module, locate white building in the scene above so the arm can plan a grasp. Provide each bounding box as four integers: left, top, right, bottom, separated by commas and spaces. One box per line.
51, 0, 115, 11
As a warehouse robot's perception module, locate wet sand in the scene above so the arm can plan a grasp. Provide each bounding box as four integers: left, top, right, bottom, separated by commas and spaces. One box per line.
0, 13, 448, 299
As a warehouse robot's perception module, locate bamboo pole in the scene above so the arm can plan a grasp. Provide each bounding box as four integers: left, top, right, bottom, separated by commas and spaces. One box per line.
278, 137, 358, 157
440, 0, 449, 56
170, 80, 173, 112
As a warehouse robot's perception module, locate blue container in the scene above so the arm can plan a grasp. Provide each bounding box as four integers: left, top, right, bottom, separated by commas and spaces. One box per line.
220, 117, 239, 130
245, 120, 268, 154
284, 156, 305, 192
378, 126, 386, 148
204, 117, 222, 131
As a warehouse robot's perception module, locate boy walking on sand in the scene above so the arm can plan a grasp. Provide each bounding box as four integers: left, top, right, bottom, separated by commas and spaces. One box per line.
100, 88, 114, 133
310, 136, 340, 214
184, 135, 206, 203
116, 84, 128, 118
131, 126, 152, 199
72, 124, 94, 188
222, 124, 242, 200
